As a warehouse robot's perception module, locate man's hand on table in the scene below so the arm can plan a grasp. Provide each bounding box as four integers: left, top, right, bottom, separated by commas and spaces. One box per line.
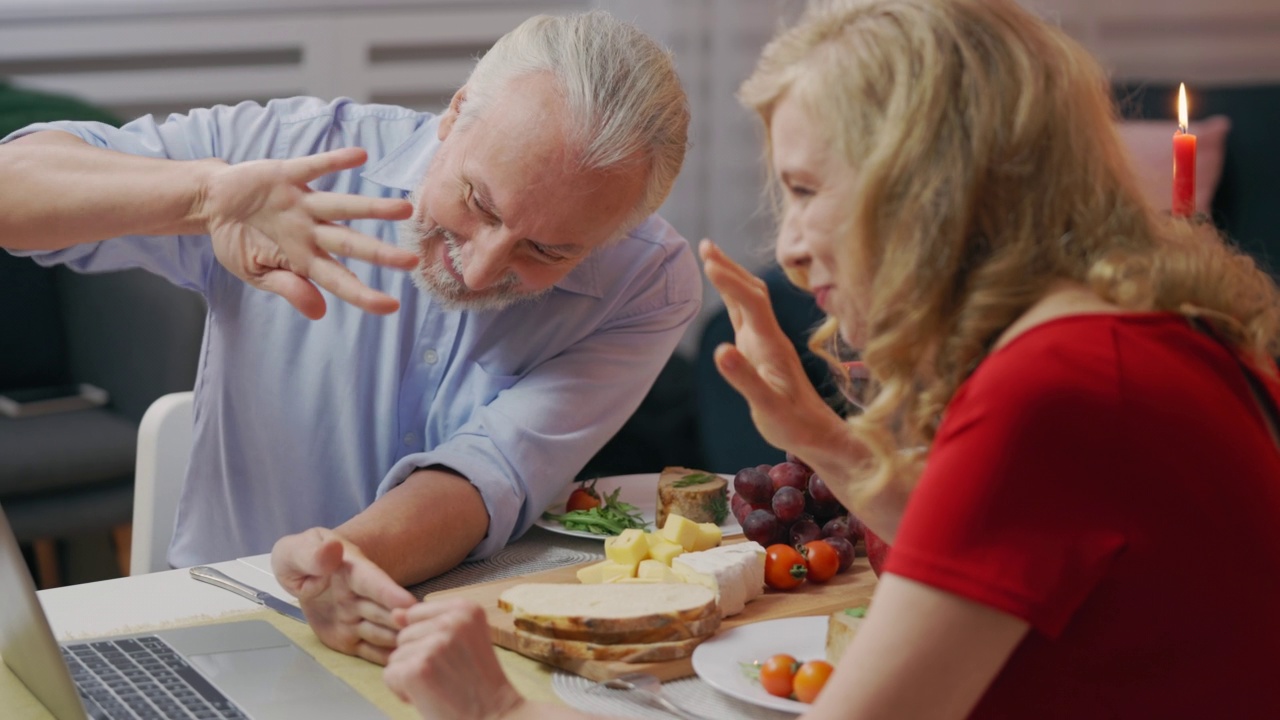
270, 527, 418, 665
384, 598, 527, 720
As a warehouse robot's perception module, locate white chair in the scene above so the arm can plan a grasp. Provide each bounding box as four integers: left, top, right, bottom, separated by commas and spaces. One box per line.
130, 391, 194, 575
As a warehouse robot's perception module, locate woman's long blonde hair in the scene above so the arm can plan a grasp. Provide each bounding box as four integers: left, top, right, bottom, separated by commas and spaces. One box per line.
740, 0, 1280, 504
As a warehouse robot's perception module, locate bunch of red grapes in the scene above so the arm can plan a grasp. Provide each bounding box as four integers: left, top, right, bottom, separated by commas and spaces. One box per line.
731, 453, 865, 573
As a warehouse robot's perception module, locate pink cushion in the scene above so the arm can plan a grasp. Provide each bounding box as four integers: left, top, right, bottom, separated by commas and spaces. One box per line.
1117, 115, 1231, 215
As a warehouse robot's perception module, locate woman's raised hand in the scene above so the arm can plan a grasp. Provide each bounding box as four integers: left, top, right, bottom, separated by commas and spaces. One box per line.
198, 147, 417, 319
699, 239, 848, 459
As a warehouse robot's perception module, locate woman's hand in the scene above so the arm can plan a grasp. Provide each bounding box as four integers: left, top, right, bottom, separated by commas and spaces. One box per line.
699, 239, 852, 461
197, 147, 417, 318
383, 598, 526, 720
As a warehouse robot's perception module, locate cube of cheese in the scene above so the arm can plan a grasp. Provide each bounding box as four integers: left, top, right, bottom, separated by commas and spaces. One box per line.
660, 514, 701, 551
576, 559, 639, 583
646, 538, 684, 565
604, 528, 650, 567
637, 559, 681, 582
691, 522, 723, 552
575, 560, 613, 584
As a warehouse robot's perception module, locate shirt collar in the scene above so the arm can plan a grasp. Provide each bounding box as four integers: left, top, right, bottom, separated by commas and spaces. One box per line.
361, 113, 602, 298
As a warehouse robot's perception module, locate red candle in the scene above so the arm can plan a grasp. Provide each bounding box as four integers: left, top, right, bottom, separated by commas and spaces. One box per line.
1172, 83, 1196, 218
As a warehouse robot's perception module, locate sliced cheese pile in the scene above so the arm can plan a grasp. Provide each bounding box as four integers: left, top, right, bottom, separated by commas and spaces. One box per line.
575, 513, 765, 618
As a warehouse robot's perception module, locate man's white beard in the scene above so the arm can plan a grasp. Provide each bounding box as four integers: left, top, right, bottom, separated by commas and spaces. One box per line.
396, 213, 547, 312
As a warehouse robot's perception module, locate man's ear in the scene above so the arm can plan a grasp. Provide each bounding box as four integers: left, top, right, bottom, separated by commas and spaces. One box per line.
438, 86, 468, 141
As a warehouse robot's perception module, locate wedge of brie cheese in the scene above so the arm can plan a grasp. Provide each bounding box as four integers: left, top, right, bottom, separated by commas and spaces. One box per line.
670, 542, 766, 617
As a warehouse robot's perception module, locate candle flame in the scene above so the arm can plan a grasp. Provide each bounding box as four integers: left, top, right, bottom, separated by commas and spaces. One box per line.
1177, 83, 1188, 134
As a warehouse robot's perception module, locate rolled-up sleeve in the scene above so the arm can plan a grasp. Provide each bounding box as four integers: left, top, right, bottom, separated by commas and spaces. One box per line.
0, 97, 358, 292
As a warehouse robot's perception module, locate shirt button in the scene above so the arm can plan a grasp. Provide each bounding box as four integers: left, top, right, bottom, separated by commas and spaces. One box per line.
422, 349, 439, 365
403, 433, 417, 447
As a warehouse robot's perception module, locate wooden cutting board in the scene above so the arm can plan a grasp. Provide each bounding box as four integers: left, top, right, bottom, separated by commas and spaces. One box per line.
429, 552, 879, 682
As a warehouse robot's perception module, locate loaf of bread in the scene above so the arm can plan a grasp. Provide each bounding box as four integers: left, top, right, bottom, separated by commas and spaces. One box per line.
513, 611, 721, 644
497, 582, 719, 638
826, 607, 867, 664
656, 466, 729, 527
512, 628, 707, 662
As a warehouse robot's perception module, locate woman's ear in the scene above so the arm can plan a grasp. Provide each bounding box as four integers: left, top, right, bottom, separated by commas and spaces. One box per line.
438, 86, 468, 140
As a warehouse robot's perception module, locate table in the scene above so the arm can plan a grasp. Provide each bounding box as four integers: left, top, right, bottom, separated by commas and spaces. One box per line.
5, 531, 590, 719
7, 527, 844, 719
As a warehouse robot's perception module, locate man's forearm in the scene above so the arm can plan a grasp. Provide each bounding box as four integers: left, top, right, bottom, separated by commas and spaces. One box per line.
335, 468, 491, 585
0, 131, 220, 250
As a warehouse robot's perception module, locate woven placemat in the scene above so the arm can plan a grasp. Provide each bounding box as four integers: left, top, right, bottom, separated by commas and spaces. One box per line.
552, 670, 799, 720
408, 526, 604, 597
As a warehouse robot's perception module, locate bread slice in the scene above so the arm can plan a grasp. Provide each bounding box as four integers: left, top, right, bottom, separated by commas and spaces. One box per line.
656, 466, 729, 527
497, 582, 719, 637
826, 607, 867, 664
513, 610, 721, 644
512, 628, 709, 663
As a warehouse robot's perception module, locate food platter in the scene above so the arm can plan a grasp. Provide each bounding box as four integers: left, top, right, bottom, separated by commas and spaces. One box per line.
534, 473, 743, 540
691, 615, 827, 713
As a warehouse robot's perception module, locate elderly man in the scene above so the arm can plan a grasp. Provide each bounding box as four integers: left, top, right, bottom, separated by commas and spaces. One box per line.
0, 11, 697, 663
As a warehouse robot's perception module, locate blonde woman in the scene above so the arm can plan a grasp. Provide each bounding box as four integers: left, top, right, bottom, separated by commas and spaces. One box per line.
383, 1, 1280, 717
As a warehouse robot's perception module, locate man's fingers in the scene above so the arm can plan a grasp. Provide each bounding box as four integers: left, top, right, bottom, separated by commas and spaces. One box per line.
305, 258, 402, 315
347, 557, 418, 610
255, 269, 327, 320
356, 598, 401, 630
356, 619, 400, 649
270, 529, 345, 598
284, 147, 369, 185
307, 192, 413, 224
354, 641, 393, 667
312, 224, 419, 270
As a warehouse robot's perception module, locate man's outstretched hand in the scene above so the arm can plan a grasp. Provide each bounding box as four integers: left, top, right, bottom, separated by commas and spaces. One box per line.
271, 527, 418, 665
198, 147, 418, 319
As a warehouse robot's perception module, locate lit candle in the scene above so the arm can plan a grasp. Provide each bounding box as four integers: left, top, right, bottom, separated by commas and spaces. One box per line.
1172, 82, 1197, 218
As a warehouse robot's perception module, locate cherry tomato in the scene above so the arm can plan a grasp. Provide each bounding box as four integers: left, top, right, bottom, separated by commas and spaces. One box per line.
765, 544, 808, 590
759, 653, 798, 698
565, 483, 601, 512
800, 540, 840, 583
793, 659, 834, 703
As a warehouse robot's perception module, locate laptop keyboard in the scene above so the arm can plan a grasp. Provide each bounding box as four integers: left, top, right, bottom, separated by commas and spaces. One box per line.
61, 636, 248, 719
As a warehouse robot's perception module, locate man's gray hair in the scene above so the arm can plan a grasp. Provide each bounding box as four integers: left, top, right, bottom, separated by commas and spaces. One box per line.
458, 10, 690, 232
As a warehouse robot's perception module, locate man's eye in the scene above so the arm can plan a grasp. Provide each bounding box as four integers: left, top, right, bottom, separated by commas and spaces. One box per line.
531, 243, 566, 262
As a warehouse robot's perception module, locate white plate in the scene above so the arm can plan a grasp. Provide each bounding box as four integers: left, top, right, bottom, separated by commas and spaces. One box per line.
534, 473, 742, 540
691, 616, 827, 713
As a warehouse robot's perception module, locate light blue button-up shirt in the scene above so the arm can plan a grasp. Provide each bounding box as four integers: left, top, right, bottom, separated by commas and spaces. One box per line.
3, 97, 701, 567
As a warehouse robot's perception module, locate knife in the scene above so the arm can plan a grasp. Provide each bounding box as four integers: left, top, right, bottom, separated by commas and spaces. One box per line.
189, 566, 308, 624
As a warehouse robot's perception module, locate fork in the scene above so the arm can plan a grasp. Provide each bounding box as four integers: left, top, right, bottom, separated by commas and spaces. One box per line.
599, 672, 716, 720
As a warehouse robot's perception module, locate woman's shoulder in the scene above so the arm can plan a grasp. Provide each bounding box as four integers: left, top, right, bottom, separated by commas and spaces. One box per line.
963, 304, 1196, 415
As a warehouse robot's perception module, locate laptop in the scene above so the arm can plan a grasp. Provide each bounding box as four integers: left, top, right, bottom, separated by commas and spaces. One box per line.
0, 505, 387, 719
